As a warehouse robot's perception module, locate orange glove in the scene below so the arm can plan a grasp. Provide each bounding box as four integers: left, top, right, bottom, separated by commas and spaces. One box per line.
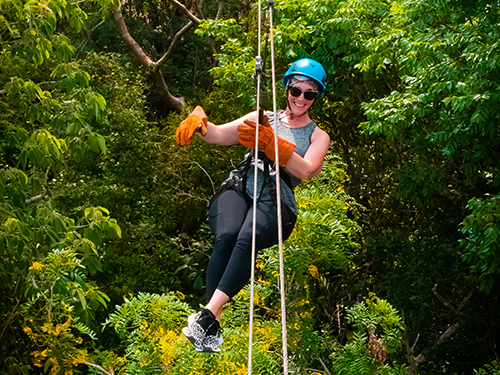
175, 106, 208, 145
237, 115, 296, 166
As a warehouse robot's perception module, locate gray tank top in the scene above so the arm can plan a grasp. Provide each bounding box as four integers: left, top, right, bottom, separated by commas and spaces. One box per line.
241, 111, 317, 214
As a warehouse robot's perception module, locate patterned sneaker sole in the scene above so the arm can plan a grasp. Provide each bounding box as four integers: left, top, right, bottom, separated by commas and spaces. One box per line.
182, 323, 205, 350
195, 346, 221, 353
195, 334, 223, 353
196, 345, 223, 353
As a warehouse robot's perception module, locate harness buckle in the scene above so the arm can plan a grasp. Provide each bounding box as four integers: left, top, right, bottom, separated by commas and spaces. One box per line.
255, 56, 263, 75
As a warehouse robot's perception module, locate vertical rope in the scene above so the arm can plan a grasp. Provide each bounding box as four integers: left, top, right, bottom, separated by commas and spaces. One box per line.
268, 2, 289, 373
249, 1, 288, 374
247, 0, 262, 373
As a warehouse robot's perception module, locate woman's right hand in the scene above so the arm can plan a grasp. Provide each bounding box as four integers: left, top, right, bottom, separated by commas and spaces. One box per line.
176, 106, 208, 145
237, 115, 296, 167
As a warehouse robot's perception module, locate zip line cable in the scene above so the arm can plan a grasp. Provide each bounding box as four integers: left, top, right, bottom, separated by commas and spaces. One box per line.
268, 2, 290, 373
247, 0, 263, 371
248, 0, 289, 374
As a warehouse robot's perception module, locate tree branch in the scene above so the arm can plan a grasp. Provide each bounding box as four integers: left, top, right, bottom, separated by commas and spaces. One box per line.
111, 2, 185, 112
112, 5, 153, 69
316, 357, 332, 375
435, 322, 460, 347
457, 290, 473, 312
215, 0, 224, 20
156, 21, 194, 68
0, 298, 21, 343
83, 361, 114, 375
164, 0, 201, 24
432, 284, 451, 309
26, 194, 47, 204
194, 0, 205, 20
404, 284, 474, 374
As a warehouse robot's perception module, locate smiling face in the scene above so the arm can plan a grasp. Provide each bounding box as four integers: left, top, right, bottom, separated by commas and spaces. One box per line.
286, 80, 318, 117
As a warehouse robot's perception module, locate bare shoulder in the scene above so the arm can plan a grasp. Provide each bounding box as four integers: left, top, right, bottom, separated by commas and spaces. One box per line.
312, 126, 330, 144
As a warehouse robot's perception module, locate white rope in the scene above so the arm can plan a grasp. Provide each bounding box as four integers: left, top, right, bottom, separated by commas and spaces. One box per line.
248, 1, 289, 374
268, 3, 289, 373
247, 0, 263, 372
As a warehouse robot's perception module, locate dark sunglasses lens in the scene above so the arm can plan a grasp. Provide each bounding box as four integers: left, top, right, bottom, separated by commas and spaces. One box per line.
290, 87, 302, 97
289, 87, 318, 100
304, 91, 318, 100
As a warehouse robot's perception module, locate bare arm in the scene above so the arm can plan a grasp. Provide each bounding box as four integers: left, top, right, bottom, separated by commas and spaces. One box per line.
199, 111, 330, 179
199, 111, 260, 146
283, 127, 330, 180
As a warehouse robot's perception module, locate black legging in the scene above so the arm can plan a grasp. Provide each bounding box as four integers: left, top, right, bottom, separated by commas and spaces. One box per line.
206, 187, 296, 300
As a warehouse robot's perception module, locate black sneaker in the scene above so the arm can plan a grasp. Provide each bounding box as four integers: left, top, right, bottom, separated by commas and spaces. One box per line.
182, 309, 216, 350
196, 320, 223, 353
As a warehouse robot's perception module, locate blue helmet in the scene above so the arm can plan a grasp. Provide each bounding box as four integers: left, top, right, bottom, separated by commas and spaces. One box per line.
282, 58, 327, 92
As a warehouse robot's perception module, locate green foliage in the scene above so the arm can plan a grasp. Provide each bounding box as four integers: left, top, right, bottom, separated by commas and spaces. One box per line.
333, 295, 408, 375
475, 361, 500, 375
357, 0, 500, 196
261, 154, 361, 284
0, 0, 122, 370
347, 294, 404, 354
103, 291, 283, 375
19, 222, 119, 374
255, 155, 367, 373
2, 0, 500, 374
461, 194, 500, 292
196, 15, 261, 111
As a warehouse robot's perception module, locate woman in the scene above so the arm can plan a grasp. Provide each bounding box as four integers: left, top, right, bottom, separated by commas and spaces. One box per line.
176, 58, 330, 352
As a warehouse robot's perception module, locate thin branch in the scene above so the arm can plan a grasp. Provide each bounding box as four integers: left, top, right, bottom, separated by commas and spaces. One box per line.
215, 0, 224, 20
156, 21, 194, 68
26, 195, 47, 204
91, 18, 106, 32
111, 2, 185, 111
432, 284, 451, 309
194, 0, 205, 20
0, 298, 21, 343
177, 192, 209, 205
410, 333, 420, 352
316, 357, 332, 375
83, 361, 114, 375
457, 290, 473, 312
435, 322, 460, 346
164, 0, 201, 24
193, 160, 215, 194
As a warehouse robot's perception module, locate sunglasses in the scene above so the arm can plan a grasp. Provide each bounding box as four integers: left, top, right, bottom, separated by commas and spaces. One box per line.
288, 86, 319, 101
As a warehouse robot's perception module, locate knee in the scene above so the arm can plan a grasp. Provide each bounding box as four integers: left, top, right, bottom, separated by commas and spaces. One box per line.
213, 230, 239, 250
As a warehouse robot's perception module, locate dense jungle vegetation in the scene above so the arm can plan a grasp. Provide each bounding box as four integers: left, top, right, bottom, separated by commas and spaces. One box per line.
1, 0, 500, 374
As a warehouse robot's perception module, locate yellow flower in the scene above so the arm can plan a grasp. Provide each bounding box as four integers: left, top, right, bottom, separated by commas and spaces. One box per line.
308, 264, 319, 279
300, 311, 312, 319
175, 291, 185, 300
29, 262, 45, 271
53, 318, 72, 336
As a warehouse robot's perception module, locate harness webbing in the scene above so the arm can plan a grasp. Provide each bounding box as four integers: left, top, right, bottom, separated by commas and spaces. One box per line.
247, 0, 289, 374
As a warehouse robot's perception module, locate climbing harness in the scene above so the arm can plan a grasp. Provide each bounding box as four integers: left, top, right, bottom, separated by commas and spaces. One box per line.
247, 0, 290, 374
